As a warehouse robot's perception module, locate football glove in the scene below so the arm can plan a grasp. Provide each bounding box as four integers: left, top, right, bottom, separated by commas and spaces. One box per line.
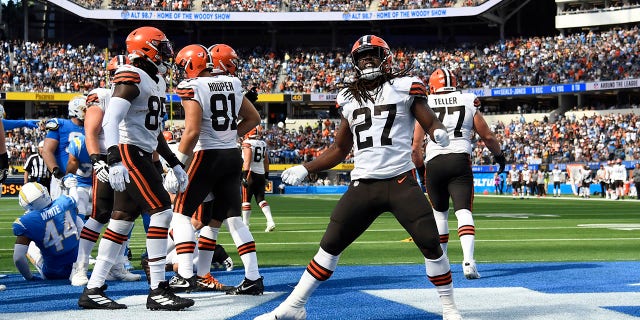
244, 87, 258, 104
93, 159, 110, 183
495, 153, 506, 174
0, 152, 8, 183
44, 118, 60, 131
51, 167, 65, 180
163, 168, 179, 194
281, 165, 308, 185
108, 162, 130, 192
433, 128, 450, 147
62, 174, 78, 189
172, 165, 189, 193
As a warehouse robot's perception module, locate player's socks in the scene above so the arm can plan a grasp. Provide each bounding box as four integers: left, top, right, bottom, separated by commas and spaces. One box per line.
87, 219, 133, 289
283, 248, 339, 308
172, 213, 196, 279
432, 209, 449, 254
455, 209, 475, 262
147, 209, 171, 289
227, 216, 260, 280
196, 226, 217, 277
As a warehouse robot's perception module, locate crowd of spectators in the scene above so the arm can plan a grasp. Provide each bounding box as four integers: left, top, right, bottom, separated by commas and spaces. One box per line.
108, 0, 193, 11
2, 25, 638, 96
201, 0, 280, 12
558, 0, 640, 15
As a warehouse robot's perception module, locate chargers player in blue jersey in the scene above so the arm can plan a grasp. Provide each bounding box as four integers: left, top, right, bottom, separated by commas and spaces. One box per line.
65, 134, 93, 220
13, 179, 83, 281
42, 95, 86, 200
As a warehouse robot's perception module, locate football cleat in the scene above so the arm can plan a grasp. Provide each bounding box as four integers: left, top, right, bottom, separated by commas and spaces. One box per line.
147, 281, 195, 311
168, 274, 197, 293
196, 273, 234, 292
253, 305, 307, 320
226, 276, 264, 295
78, 284, 127, 309
463, 261, 480, 279
265, 222, 276, 232
106, 263, 141, 282
70, 262, 89, 286
223, 257, 234, 271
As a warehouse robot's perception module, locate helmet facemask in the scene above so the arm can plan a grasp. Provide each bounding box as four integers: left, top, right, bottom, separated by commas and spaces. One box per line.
352, 46, 392, 80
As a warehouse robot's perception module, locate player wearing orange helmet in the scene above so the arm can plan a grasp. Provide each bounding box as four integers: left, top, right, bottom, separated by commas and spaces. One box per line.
70, 54, 140, 287
168, 43, 263, 295
257, 36, 461, 320
412, 67, 505, 281
78, 26, 193, 311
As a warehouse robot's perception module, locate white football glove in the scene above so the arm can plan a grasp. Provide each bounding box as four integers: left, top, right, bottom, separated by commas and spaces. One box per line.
172, 165, 189, 193
433, 128, 450, 147
281, 165, 309, 185
62, 174, 78, 189
93, 159, 110, 183
108, 162, 130, 192
163, 168, 179, 194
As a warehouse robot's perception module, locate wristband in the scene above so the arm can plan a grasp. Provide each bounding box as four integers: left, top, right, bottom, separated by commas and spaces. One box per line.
175, 151, 189, 165
106, 145, 122, 165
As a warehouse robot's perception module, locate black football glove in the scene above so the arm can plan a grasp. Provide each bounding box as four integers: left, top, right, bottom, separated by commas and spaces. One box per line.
0, 152, 8, 183
495, 153, 506, 174
51, 167, 65, 179
241, 170, 249, 188
244, 87, 258, 104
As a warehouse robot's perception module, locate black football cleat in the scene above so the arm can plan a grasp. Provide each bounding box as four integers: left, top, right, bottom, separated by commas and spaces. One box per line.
226, 276, 264, 295
78, 284, 127, 309
147, 281, 195, 311
168, 273, 197, 293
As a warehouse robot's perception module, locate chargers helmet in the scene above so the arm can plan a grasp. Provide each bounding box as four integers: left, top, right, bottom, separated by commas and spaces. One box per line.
175, 44, 212, 79
19, 182, 52, 211
350, 35, 393, 80
126, 26, 174, 74
428, 68, 458, 94
68, 95, 87, 121
209, 44, 239, 75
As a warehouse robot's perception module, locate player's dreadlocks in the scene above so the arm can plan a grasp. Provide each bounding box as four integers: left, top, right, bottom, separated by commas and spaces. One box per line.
343, 61, 415, 106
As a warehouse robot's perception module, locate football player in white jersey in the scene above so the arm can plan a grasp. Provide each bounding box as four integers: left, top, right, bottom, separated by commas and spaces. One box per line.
256, 35, 462, 320
167, 44, 262, 295
241, 127, 276, 232
520, 163, 532, 198
412, 68, 505, 281
69, 55, 140, 286
78, 26, 193, 311
551, 165, 564, 197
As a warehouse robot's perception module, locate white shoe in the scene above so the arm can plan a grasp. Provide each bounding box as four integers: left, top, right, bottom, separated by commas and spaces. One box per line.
265, 222, 276, 232
462, 260, 480, 279
443, 310, 463, 320
70, 263, 89, 286
106, 264, 141, 281
254, 305, 307, 320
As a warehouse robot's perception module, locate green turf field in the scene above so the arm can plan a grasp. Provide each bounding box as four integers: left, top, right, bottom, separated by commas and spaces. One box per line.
1, 194, 639, 274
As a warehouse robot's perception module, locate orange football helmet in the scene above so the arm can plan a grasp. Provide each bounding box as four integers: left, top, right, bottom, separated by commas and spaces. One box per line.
350, 35, 392, 80
428, 68, 458, 94
209, 44, 239, 75
163, 131, 175, 143
107, 55, 130, 74
126, 26, 173, 72
175, 44, 212, 79
245, 127, 258, 139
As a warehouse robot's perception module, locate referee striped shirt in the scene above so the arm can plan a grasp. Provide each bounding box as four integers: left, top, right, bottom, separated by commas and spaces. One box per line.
24, 153, 50, 183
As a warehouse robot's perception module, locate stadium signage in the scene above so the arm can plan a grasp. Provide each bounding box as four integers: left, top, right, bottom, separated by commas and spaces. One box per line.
48, 0, 504, 22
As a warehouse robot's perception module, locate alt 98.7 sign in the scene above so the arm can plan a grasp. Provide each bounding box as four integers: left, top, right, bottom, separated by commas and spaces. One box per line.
1, 183, 22, 196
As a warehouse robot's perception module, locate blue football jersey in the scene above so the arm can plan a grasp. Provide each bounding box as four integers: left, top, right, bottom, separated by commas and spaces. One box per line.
66, 134, 92, 187
45, 118, 85, 172
12, 195, 80, 269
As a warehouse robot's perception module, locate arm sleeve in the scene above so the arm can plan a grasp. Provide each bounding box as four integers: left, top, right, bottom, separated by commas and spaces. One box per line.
103, 97, 130, 149
2, 119, 29, 131
13, 243, 32, 280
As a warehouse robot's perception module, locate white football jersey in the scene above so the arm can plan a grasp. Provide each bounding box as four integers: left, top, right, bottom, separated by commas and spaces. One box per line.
424, 91, 478, 162
86, 87, 112, 154
521, 168, 532, 183
552, 168, 563, 182
176, 74, 243, 151
337, 76, 427, 180
242, 138, 267, 174
111, 65, 167, 153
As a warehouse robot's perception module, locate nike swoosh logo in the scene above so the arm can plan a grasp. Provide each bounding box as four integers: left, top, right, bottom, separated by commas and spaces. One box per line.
397, 176, 407, 184
240, 283, 256, 291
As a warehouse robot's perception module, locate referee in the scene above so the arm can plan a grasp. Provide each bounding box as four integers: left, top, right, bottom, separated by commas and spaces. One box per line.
24, 141, 51, 188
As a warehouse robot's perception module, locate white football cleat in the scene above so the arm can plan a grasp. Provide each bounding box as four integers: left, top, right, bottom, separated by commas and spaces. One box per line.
265, 222, 276, 232
106, 263, 141, 281
254, 305, 307, 320
462, 260, 480, 279
70, 262, 89, 286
